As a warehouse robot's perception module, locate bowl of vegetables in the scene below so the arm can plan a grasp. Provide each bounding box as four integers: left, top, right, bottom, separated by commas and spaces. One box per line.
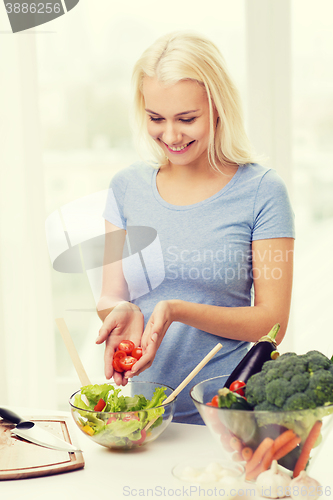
190, 348, 333, 482
69, 381, 176, 449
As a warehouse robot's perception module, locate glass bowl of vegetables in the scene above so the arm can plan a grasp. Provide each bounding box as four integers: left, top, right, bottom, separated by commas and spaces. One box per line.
69, 380, 176, 450
190, 374, 333, 482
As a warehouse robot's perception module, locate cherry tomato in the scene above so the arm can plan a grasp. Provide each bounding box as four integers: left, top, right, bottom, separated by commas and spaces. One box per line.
229, 380, 246, 397
118, 340, 135, 354
122, 412, 140, 422
94, 398, 106, 412
131, 347, 143, 360
107, 415, 117, 424
211, 395, 219, 407
114, 350, 126, 360
131, 429, 146, 446
118, 355, 137, 371
112, 357, 125, 372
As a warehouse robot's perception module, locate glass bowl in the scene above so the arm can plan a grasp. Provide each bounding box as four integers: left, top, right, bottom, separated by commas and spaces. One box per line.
69, 380, 176, 450
190, 375, 333, 481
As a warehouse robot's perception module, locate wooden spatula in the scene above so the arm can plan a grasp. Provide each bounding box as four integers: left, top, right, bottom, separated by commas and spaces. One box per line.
144, 342, 223, 431
55, 318, 91, 387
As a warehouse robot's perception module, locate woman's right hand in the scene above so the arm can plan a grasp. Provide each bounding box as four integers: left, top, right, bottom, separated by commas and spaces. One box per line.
95, 301, 144, 385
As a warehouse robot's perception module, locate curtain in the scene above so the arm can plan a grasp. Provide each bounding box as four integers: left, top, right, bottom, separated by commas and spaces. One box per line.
0, 29, 56, 409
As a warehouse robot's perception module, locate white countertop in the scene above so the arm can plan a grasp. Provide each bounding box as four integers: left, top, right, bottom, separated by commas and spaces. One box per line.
1, 409, 333, 500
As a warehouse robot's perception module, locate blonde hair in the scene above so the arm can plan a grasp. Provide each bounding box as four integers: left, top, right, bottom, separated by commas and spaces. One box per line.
132, 31, 257, 170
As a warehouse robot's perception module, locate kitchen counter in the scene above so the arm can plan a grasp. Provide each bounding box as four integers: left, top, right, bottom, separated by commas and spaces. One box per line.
1, 408, 333, 500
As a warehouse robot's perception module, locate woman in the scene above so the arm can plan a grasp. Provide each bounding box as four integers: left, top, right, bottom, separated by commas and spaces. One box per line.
96, 31, 295, 424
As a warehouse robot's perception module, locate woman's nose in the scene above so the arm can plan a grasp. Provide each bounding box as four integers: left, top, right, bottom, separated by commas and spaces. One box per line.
162, 122, 181, 145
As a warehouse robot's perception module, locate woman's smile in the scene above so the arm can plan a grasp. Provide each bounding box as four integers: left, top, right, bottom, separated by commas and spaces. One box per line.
161, 140, 195, 154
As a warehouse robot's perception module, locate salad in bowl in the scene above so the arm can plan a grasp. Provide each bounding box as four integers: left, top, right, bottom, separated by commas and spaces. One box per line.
69, 380, 176, 449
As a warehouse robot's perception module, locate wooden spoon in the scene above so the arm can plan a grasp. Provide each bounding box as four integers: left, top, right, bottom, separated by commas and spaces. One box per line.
144, 342, 223, 431
55, 318, 91, 387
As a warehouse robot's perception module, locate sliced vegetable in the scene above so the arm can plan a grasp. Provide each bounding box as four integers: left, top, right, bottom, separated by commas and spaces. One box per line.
224, 324, 280, 389
130, 428, 146, 446
94, 398, 106, 412
112, 341, 142, 374
118, 355, 137, 371
118, 340, 135, 354
114, 350, 126, 360
82, 425, 95, 436
113, 357, 125, 372
217, 388, 253, 411
74, 384, 168, 448
293, 420, 322, 477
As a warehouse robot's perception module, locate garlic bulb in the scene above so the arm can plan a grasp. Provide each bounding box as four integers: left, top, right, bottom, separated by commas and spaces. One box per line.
290, 471, 321, 500
256, 460, 291, 498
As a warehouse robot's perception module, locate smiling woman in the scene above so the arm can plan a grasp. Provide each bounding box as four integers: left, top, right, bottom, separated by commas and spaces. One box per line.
95, 31, 295, 424
132, 32, 254, 171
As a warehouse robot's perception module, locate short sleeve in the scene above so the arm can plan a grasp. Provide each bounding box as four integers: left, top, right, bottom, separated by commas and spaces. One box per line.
252, 169, 295, 240
103, 170, 128, 229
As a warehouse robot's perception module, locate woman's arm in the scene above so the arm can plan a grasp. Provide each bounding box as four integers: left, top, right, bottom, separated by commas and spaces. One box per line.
96, 220, 130, 320
131, 237, 294, 376
96, 220, 144, 383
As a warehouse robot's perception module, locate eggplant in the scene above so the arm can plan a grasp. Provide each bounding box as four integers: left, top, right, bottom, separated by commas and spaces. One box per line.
224, 323, 280, 389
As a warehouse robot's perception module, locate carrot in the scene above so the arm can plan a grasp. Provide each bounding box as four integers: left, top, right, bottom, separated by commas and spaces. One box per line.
273, 435, 301, 461
293, 420, 323, 477
246, 444, 276, 480
230, 436, 243, 452
242, 446, 254, 462
245, 437, 274, 475
272, 429, 297, 454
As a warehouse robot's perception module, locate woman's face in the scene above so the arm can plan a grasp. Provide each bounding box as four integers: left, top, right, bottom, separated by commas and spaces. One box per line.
142, 77, 216, 168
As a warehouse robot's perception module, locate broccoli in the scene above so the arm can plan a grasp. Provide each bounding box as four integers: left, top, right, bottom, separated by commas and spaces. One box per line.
245, 350, 333, 412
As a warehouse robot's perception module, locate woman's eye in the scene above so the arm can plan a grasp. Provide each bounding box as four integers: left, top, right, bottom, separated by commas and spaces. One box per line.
148, 116, 163, 122
180, 117, 196, 123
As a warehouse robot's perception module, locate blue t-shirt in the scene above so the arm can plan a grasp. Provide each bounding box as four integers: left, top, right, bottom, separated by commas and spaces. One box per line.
103, 161, 295, 423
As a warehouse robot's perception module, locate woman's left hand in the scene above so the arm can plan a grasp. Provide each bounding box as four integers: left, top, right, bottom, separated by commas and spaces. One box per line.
125, 300, 173, 378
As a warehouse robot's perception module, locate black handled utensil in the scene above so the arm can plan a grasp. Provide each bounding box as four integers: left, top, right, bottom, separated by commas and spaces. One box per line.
0, 407, 82, 453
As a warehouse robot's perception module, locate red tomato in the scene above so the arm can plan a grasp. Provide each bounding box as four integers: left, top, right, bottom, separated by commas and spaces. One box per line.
122, 413, 140, 422
107, 415, 117, 424
94, 398, 106, 412
211, 395, 219, 407
131, 429, 146, 446
118, 355, 137, 371
118, 340, 135, 354
229, 380, 246, 397
131, 347, 143, 360
112, 357, 124, 372
114, 350, 126, 360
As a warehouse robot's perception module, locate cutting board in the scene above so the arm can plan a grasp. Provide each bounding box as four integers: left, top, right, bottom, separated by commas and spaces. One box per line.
0, 415, 85, 480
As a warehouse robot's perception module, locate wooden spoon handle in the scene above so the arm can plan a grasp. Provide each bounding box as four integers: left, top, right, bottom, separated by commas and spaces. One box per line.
163, 342, 223, 405
55, 318, 91, 387
144, 342, 223, 431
